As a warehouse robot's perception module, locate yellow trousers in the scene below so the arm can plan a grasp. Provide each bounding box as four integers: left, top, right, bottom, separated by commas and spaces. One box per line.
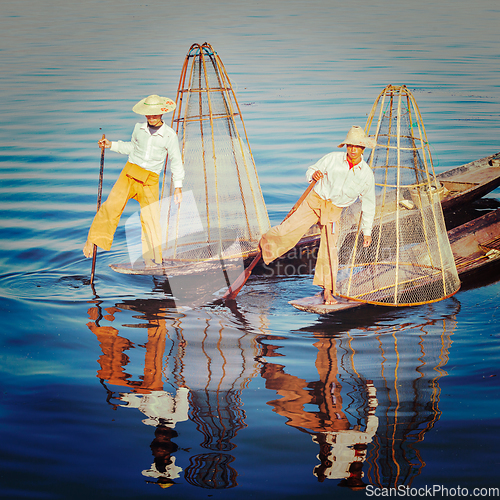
87, 162, 162, 263
260, 190, 343, 293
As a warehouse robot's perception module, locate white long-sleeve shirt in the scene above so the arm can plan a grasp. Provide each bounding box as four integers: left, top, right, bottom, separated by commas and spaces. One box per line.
110, 122, 185, 188
306, 151, 376, 236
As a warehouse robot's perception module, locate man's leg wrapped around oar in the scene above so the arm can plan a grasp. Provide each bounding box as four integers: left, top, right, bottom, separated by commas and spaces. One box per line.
260, 191, 320, 265
260, 190, 343, 304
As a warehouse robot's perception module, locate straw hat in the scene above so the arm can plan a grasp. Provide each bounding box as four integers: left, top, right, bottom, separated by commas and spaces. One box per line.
132, 95, 176, 115
338, 125, 376, 149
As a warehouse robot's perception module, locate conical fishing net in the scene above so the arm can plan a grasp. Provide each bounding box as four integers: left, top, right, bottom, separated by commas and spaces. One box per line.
336, 85, 460, 306
161, 43, 270, 263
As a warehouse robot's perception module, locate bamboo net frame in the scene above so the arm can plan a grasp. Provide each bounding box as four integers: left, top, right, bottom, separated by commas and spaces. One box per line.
336, 85, 460, 306
161, 43, 270, 264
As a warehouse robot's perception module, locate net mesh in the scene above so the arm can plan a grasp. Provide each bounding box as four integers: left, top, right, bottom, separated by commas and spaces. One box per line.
162, 43, 270, 263
336, 85, 460, 306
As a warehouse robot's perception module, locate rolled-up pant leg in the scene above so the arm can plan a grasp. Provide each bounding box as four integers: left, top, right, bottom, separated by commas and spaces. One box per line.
260, 189, 343, 293
260, 192, 320, 265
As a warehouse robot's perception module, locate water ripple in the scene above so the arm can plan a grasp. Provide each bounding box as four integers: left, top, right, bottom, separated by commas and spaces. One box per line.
0, 270, 91, 300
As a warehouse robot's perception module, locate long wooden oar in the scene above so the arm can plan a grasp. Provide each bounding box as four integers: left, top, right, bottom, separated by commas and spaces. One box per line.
90, 134, 106, 287
223, 179, 318, 301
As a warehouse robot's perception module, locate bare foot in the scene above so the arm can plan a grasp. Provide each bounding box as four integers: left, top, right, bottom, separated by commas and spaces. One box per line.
83, 240, 94, 258
323, 289, 338, 305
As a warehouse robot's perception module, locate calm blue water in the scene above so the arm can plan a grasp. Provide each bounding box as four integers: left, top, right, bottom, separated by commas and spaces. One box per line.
1, 1, 500, 498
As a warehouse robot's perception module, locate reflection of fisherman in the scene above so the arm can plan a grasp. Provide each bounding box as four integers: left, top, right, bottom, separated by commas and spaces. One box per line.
83, 94, 185, 266
118, 387, 189, 427
312, 381, 378, 487
260, 337, 378, 489
260, 126, 376, 304
119, 388, 189, 486
143, 425, 182, 487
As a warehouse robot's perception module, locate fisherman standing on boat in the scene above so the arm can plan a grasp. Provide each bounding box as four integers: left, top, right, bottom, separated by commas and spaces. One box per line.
83, 95, 184, 267
260, 126, 376, 305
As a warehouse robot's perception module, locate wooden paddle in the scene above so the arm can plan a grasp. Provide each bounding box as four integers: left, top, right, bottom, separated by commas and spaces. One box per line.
223, 179, 318, 301
90, 134, 106, 287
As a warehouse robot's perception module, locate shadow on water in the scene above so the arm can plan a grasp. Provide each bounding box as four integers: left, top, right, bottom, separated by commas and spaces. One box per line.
84, 279, 464, 493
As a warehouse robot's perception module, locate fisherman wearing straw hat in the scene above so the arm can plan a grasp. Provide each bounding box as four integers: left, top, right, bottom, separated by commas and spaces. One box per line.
83, 95, 184, 266
260, 125, 376, 305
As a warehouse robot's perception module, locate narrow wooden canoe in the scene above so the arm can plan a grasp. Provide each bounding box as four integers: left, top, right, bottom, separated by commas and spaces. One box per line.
448, 208, 500, 280
274, 151, 500, 280
290, 208, 500, 314
287, 294, 364, 314
437, 152, 500, 211
110, 257, 243, 276
110, 152, 500, 277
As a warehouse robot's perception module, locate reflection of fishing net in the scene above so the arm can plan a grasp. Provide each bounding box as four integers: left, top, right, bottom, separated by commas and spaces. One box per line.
184, 453, 237, 489
337, 85, 460, 306
161, 42, 270, 263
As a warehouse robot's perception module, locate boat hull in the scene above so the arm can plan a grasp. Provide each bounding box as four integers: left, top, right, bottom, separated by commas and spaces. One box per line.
290, 208, 500, 314
110, 152, 500, 277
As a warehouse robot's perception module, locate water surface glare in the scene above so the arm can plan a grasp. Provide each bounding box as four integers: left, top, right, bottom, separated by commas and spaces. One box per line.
1, 1, 500, 499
